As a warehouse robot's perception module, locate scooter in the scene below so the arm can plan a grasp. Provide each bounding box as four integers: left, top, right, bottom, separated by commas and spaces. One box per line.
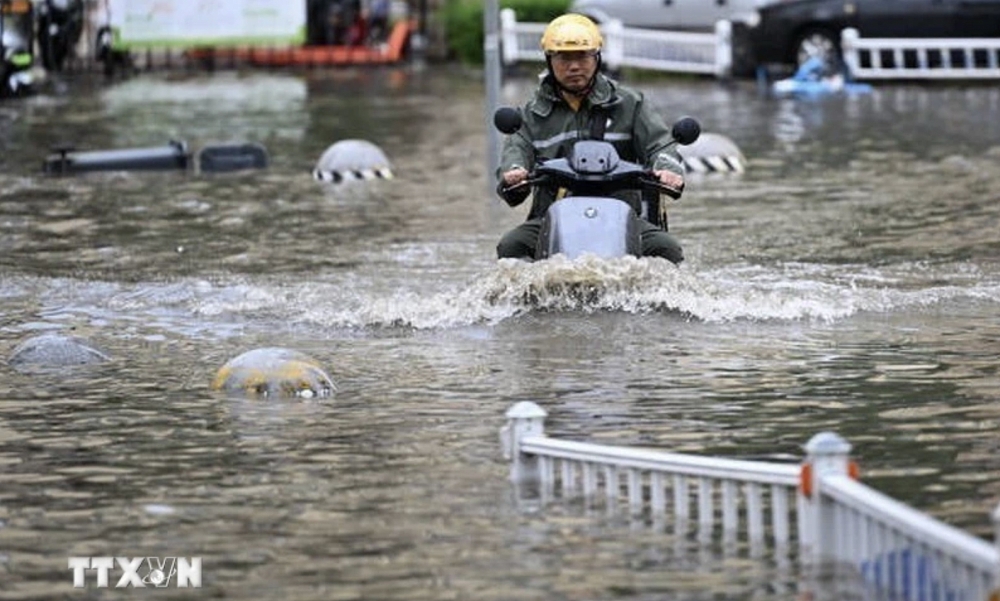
0, 0, 34, 97
493, 107, 701, 260
35, 0, 84, 72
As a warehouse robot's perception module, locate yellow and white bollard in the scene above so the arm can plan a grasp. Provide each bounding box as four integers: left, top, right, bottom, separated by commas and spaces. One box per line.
211, 347, 335, 398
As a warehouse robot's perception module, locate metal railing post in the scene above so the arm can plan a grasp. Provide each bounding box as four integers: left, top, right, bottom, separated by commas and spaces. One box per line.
501, 401, 547, 483
500, 8, 517, 67
993, 502, 1000, 595
841, 28, 862, 78
803, 432, 852, 565
603, 19, 625, 72
714, 20, 732, 79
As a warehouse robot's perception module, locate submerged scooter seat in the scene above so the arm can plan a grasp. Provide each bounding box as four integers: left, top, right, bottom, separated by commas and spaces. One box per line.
536, 197, 641, 260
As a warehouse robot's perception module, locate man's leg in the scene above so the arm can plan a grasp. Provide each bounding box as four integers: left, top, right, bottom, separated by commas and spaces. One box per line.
497, 219, 542, 259
638, 220, 684, 265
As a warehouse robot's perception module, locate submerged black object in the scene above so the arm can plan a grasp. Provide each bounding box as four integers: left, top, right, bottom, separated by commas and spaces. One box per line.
43, 141, 190, 174
42, 140, 270, 175
196, 143, 269, 173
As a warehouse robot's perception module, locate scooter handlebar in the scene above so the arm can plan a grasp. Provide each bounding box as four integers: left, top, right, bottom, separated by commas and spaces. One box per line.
499, 174, 546, 193
498, 171, 683, 201
496, 175, 548, 207
638, 172, 685, 199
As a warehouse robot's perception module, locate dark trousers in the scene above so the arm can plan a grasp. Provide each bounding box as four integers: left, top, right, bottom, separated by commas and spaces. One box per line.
496, 217, 684, 265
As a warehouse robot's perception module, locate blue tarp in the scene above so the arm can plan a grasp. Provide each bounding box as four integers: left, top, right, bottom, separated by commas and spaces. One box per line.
770, 57, 874, 97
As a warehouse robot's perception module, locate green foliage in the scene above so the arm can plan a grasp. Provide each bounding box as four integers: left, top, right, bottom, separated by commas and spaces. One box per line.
441, 0, 571, 65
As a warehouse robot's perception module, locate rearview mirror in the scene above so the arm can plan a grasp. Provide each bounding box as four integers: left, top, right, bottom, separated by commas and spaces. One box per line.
493, 107, 522, 134
671, 117, 701, 146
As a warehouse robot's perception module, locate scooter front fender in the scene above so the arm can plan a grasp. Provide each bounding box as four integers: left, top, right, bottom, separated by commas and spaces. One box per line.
536, 197, 641, 260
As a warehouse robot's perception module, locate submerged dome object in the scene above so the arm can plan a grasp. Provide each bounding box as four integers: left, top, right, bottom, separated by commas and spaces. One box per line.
313, 139, 394, 184
211, 347, 335, 398
677, 132, 747, 174
7, 333, 111, 371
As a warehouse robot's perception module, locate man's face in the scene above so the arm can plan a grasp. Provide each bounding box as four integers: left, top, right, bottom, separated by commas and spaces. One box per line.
550, 50, 598, 93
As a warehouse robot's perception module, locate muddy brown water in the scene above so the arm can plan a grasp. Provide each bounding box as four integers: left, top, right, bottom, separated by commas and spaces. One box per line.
1, 67, 999, 599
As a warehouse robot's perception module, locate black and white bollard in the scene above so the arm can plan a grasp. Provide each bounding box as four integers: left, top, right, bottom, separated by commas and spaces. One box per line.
313, 140, 394, 184
678, 132, 746, 174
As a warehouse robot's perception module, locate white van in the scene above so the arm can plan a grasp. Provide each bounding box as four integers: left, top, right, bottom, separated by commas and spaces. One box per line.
568, 0, 770, 31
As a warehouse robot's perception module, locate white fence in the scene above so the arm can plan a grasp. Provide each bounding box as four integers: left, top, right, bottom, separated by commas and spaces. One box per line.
842, 28, 1000, 80
501, 401, 1000, 600
500, 10, 1000, 82
499, 8, 731, 78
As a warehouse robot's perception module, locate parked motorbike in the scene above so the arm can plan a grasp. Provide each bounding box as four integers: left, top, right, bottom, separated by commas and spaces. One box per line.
35, 0, 84, 71
494, 107, 701, 260
0, 0, 34, 97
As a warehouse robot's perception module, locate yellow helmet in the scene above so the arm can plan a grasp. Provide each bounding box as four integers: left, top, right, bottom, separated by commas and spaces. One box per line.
540, 14, 603, 54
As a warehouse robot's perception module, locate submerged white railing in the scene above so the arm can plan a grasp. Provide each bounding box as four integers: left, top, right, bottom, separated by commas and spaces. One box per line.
501, 401, 1000, 600
499, 9, 731, 78
842, 28, 1000, 80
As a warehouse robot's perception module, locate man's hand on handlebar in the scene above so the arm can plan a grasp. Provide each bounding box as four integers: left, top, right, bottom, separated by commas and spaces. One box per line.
654, 169, 684, 190
498, 167, 532, 207
502, 167, 530, 187
653, 169, 685, 198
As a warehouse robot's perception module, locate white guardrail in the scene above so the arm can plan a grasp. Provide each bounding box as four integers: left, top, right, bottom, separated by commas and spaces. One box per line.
500, 10, 1000, 81
499, 8, 732, 78
500, 401, 1000, 601
842, 28, 1000, 80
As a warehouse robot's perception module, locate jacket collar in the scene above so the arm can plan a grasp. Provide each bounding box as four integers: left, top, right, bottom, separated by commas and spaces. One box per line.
530, 72, 620, 118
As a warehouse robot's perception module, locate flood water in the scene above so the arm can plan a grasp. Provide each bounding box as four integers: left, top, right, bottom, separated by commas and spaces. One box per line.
1, 65, 1000, 600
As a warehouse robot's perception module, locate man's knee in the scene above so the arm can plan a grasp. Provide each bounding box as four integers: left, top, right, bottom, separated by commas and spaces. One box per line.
647, 244, 684, 265
641, 228, 684, 265
497, 235, 527, 259
496, 220, 540, 259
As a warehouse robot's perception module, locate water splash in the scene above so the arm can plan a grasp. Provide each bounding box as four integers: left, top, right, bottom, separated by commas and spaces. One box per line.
7, 258, 999, 336
195, 256, 1000, 330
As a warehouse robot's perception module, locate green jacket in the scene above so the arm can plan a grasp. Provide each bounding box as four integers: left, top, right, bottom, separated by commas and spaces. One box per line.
498, 72, 684, 220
